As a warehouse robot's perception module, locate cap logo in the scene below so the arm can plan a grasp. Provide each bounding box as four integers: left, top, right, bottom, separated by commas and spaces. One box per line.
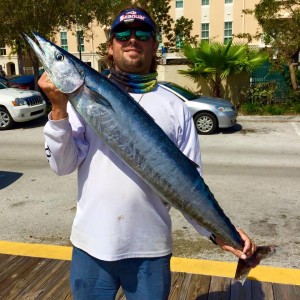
120, 14, 146, 22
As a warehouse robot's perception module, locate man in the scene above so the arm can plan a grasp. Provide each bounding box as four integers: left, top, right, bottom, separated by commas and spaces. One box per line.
39, 7, 256, 300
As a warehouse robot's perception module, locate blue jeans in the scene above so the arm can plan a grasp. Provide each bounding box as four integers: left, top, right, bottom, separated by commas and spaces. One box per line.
70, 246, 172, 300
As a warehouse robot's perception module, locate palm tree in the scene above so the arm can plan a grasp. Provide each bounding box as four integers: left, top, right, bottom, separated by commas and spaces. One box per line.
179, 39, 269, 98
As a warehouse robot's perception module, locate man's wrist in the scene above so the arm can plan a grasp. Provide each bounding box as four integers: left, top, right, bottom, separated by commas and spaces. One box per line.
50, 106, 68, 120
49, 111, 68, 121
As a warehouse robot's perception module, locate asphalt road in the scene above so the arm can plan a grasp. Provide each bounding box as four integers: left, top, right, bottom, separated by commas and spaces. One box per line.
0, 115, 299, 269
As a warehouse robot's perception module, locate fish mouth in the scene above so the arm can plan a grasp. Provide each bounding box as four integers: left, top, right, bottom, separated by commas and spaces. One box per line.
23, 32, 50, 71
23, 32, 85, 94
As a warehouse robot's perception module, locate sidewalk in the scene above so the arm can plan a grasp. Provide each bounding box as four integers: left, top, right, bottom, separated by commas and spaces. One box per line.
237, 115, 300, 122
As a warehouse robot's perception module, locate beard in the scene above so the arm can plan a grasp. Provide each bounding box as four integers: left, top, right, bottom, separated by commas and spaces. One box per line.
117, 52, 150, 74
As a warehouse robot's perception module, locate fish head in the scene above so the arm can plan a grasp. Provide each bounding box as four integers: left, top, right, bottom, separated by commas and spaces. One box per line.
24, 32, 84, 94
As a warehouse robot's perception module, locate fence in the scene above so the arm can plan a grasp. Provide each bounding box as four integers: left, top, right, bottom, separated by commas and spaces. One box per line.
250, 62, 288, 101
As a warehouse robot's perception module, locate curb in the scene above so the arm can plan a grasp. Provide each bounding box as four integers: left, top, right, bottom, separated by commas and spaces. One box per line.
237, 115, 300, 122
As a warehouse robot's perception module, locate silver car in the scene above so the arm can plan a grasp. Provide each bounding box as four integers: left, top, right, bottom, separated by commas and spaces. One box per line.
159, 81, 237, 134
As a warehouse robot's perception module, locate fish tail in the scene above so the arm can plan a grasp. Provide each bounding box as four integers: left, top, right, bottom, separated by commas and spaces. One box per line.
234, 245, 276, 284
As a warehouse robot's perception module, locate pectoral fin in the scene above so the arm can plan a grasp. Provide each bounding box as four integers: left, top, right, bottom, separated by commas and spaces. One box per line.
86, 84, 114, 110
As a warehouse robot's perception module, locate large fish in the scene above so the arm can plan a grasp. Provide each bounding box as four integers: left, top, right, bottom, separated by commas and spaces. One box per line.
24, 32, 274, 282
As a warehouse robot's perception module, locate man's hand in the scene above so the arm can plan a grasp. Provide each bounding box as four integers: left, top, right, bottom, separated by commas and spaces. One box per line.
215, 229, 257, 260
38, 72, 68, 120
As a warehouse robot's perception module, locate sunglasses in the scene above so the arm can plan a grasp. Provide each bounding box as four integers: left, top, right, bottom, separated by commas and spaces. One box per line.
113, 28, 153, 42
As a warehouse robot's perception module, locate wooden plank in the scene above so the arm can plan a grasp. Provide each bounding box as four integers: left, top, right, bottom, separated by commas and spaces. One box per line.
208, 276, 231, 300
0, 257, 54, 299
35, 262, 71, 300
16, 259, 68, 300
293, 285, 300, 299
23, 262, 71, 300
0, 254, 298, 300
169, 272, 191, 300
185, 274, 211, 300
230, 280, 252, 300
0, 255, 29, 281
273, 283, 300, 300
51, 272, 72, 300
34, 260, 70, 299
251, 280, 274, 300
0, 254, 18, 270
176, 272, 193, 300
0, 256, 35, 290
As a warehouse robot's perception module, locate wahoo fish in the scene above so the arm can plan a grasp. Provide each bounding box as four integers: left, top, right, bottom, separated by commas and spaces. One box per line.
24, 32, 274, 282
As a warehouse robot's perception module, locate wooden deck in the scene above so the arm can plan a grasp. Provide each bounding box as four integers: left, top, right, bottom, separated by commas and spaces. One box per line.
0, 254, 299, 300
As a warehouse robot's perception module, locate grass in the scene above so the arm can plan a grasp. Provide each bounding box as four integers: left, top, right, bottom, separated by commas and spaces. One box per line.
240, 101, 300, 116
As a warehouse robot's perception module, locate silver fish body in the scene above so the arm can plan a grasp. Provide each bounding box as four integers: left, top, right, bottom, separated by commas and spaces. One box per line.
72, 75, 244, 250
24, 32, 243, 249
24, 32, 274, 281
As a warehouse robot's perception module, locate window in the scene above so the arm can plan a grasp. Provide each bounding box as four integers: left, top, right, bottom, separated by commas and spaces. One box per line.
176, 0, 183, 8
60, 32, 68, 51
224, 22, 232, 44
0, 46, 6, 55
201, 23, 210, 41
202, 0, 209, 5
77, 31, 84, 53
225, 0, 233, 3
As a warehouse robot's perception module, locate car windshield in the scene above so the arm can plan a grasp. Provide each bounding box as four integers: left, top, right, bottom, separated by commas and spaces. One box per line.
162, 82, 199, 100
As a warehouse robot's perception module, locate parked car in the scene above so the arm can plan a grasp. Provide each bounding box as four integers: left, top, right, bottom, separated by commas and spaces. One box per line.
0, 81, 46, 130
6, 70, 44, 90
158, 81, 237, 134
6, 75, 35, 90
0, 76, 8, 84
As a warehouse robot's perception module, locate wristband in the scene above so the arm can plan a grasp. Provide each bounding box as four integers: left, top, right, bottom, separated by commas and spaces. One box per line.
209, 233, 217, 245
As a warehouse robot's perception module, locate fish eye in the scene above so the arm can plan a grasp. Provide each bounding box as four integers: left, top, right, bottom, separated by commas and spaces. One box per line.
54, 52, 64, 61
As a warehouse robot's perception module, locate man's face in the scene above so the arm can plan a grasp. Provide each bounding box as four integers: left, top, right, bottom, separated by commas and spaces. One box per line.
108, 23, 159, 74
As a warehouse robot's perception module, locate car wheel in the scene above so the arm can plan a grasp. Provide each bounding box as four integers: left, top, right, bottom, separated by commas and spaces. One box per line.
194, 112, 218, 135
0, 107, 14, 130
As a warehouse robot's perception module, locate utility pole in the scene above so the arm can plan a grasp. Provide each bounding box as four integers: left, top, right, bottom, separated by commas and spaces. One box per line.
77, 30, 82, 61
76, 0, 82, 61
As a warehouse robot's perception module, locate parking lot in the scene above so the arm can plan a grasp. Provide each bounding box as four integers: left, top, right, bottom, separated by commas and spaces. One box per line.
0, 115, 299, 269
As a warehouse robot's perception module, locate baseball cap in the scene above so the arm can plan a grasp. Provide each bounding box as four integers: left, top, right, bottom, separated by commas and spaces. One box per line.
111, 8, 156, 32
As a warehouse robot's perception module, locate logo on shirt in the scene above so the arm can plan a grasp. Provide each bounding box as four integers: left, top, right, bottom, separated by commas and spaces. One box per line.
45, 145, 52, 158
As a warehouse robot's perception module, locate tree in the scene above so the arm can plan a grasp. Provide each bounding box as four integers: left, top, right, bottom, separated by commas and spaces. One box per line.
0, 0, 113, 85
244, 0, 300, 91
0, 0, 198, 79
1, 1, 65, 76
179, 40, 269, 98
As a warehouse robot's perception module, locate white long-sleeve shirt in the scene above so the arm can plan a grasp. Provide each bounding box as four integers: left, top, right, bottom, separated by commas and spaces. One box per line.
44, 85, 211, 261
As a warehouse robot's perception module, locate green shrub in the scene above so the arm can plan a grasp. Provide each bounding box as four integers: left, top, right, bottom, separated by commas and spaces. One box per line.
247, 83, 277, 105
291, 103, 300, 114
238, 82, 300, 115
240, 103, 261, 115
265, 105, 285, 115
